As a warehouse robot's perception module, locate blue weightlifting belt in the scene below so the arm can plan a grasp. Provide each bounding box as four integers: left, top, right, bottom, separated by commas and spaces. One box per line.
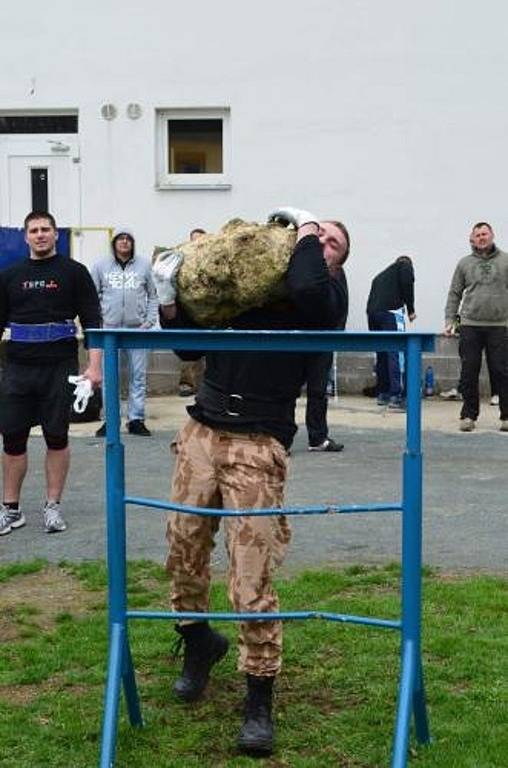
9, 321, 77, 342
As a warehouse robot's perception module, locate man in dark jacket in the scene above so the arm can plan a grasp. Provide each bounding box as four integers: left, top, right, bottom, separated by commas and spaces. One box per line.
366, 256, 416, 410
156, 207, 349, 756
0, 211, 102, 536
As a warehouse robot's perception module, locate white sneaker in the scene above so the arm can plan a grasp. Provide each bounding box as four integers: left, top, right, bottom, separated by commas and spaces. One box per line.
490, 394, 499, 406
440, 387, 462, 401
0, 504, 26, 536
43, 501, 67, 533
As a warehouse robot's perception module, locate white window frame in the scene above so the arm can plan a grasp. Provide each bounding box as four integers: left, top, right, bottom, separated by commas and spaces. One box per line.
155, 107, 231, 190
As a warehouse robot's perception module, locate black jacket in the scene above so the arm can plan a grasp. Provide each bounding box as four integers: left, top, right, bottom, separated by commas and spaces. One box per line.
160, 235, 348, 448
366, 260, 415, 316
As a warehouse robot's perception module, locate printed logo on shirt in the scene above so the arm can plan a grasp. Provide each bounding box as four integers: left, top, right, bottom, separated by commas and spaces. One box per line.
105, 272, 141, 290
21, 279, 59, 290
472, 260, 498, 286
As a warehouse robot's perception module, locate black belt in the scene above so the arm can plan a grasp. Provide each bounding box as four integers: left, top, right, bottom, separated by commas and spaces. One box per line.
197, 381, 292, 420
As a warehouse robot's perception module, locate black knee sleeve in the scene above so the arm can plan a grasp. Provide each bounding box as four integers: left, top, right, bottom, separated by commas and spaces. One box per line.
3, 430, 30, 456
43, 431, 69, 451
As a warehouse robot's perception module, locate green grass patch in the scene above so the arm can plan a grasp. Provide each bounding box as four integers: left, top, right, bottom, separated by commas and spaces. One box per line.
0, 562, 506, 767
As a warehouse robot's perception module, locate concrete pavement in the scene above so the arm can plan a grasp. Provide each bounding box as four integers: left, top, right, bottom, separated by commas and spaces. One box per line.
1, 395, 507, 572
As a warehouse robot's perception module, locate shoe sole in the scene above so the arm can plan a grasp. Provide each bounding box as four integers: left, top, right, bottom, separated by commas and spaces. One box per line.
308, 446, 344, 452
237, 734, 274, 755
173, 637, 229, 702
45, 524, 67, 533
0, 516, 26, 535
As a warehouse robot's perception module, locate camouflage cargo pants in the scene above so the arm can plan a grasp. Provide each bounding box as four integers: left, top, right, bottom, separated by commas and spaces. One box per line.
166, 418, 291, 676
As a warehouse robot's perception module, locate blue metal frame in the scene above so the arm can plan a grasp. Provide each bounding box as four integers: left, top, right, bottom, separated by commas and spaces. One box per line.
85, 328, 434, 768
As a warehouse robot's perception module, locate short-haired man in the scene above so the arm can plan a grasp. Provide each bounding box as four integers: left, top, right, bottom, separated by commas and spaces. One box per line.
157, 206, 349, 756
189, 227, 206, 241
367, 256, 416, 410
177, 228, 207, 397
303, 223, 350, 451
92, 227, 158, 436
444, 222, 508, 432
0, 211, 102, 535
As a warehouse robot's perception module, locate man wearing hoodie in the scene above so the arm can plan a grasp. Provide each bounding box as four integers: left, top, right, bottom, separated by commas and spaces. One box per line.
444, 222, 508, 432
92, 227, 158, 436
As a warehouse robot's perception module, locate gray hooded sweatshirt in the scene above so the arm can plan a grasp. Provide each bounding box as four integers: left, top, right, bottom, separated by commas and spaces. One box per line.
445, 246, 508, 327
91, 246, 158, 329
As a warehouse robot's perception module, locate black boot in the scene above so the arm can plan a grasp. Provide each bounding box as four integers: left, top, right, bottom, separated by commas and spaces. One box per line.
237, 674, 275, 755
173, 622, 229, 702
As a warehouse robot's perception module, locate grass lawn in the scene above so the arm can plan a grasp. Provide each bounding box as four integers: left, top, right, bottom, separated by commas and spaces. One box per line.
0, 560, 506, 767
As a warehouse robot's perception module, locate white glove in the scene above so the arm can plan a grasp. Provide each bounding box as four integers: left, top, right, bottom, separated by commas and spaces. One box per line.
68, 375, 93, 414
152, 250, 184, 305
267, 206, 319, 229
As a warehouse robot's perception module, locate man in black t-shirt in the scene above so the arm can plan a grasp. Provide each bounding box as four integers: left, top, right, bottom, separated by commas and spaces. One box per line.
0, 211, 102, 536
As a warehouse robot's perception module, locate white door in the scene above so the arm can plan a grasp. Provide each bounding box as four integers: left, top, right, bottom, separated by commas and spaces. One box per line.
71, 227, 112, 270
2, 137, 81, 227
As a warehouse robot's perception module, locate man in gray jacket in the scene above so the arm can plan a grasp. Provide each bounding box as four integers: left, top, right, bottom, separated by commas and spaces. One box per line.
444, 222, 508, 432
91, 227, 158, 436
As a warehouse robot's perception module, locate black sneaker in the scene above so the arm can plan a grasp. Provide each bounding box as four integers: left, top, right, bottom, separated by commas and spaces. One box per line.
308, 438, 344, 452
127, 419, 152, 436
95, 423, 107, 438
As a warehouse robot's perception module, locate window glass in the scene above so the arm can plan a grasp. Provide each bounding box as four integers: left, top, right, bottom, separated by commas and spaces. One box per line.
0, 114, 78, 134
167, 119, 222, 174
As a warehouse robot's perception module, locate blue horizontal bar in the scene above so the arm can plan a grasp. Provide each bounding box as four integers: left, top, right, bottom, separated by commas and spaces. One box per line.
124, 495, 402, 517
86, 328, 435, 354
126, 609, 401, 631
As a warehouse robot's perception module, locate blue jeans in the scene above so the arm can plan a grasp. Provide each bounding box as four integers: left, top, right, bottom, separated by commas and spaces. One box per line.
103, 348, 147, 422
368, 310, 404, 399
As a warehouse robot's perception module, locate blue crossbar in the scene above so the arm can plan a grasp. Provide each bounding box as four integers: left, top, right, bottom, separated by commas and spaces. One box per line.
86, 328, 434, 768
125, 495, 402, 516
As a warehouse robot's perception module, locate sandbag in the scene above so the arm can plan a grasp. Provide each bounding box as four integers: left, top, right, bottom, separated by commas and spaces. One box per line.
156, 219, 296, 327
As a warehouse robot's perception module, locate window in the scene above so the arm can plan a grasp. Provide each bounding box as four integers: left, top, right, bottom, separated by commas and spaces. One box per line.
156, 108, 230, 189
0, 114, 78, 134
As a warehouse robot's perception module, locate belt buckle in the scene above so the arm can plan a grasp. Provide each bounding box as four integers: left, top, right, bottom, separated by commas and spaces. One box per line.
225, 393, 243, 417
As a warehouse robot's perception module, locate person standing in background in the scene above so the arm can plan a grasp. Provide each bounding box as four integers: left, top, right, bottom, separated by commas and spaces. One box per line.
0, 211, 102, 535
177, 228, 207, 397
92, 227, 158, 436
444, 222, 508, 432
367, 256, 416, 411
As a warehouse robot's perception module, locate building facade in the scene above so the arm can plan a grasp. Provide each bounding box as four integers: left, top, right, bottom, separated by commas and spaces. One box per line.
1, 1, 508, 331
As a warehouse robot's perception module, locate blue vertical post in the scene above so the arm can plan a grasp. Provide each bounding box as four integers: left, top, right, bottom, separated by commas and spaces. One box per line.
392, 336, 430, 768
99, 334, 142, 768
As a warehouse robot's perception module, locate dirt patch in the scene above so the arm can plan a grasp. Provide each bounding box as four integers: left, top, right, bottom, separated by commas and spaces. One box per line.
0, 566, 102, 640
0, 679, 94, 706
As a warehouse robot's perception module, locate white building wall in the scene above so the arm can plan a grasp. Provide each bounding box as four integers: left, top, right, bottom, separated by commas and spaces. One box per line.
1, 0, 508, 330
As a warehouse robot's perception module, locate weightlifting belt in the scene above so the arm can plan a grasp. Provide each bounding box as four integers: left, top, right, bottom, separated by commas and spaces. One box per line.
197, 380, 292, 420
9, 321, 77, 342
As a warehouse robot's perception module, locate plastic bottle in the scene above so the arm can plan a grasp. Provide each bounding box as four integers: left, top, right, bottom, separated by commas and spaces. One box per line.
424, 365, 434, 397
